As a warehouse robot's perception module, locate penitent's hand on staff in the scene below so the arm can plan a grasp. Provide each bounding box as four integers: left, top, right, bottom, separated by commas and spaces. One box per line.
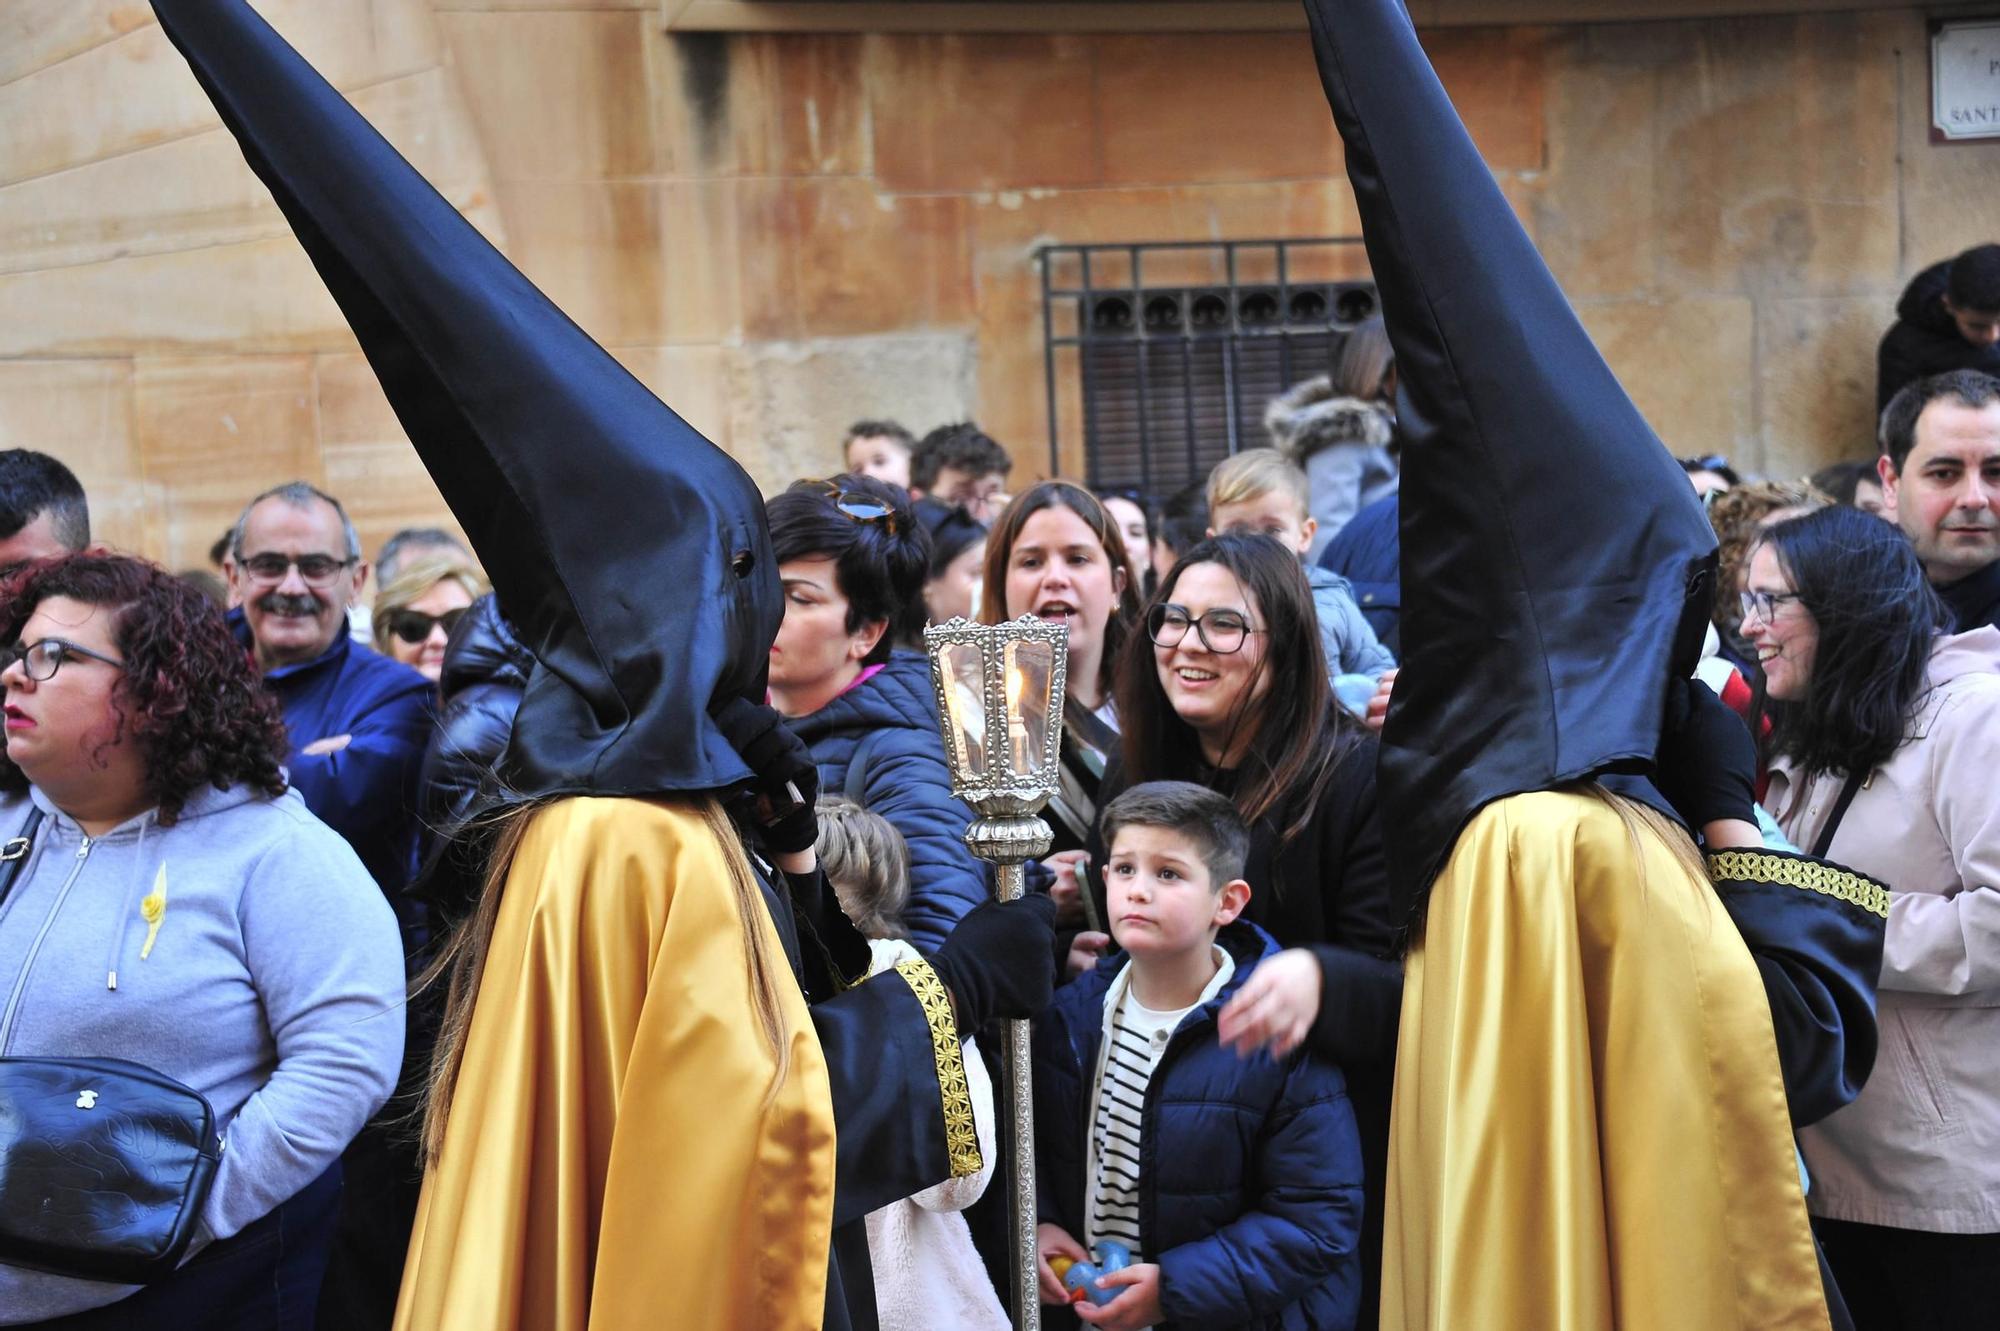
927, 894, 1057, 1034
1217, 948, 1323, 1059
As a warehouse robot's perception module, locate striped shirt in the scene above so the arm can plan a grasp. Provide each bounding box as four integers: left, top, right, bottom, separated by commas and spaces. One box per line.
1084, 948, 1236, 1258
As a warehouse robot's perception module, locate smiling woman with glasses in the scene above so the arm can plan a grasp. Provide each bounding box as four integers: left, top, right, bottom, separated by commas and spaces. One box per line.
370, 551, 488, 685
1746, 506, 2000, 1327
1099, 530, 1400, 1303
0, 552, 405, 1326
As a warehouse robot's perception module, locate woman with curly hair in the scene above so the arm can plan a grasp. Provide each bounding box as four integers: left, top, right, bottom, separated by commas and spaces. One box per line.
0, 553, 405, 1327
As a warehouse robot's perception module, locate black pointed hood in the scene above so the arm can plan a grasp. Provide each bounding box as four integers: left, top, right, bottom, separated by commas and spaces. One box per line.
152, 0, 777, 798
1302, 0, 1717, 916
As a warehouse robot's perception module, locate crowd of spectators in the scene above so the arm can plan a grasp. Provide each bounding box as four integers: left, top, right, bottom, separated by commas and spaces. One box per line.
0, 238, 1994, 1330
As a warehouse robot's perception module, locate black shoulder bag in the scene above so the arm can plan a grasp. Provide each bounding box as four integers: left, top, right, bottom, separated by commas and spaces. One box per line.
1809, 770, 1869, 859
0, 808, 224, 1285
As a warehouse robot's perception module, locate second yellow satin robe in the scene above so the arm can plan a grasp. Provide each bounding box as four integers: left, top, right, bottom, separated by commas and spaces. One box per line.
1383, 790, 1829, 1331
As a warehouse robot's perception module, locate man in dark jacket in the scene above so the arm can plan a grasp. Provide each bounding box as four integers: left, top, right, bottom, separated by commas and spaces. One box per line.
1878, 369, 2000, 632
225, 482, 433, 904
221, 480, 436, 1331
1877, 244, 2000, 412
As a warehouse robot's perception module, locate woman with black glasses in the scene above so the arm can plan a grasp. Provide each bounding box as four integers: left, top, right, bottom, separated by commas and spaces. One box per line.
370, 552, 487, 685
764, 475, 988, 951
1095, 530, 1400, 1327
1746, 506, 2000, 1329
0, 553, 404, 1326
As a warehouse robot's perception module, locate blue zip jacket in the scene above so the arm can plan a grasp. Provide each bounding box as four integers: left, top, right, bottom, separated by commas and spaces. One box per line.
786, 650, 987, 951
1033, 922, 1364, 1331
1318, 492, 1401, 656
230, 611, 433, 905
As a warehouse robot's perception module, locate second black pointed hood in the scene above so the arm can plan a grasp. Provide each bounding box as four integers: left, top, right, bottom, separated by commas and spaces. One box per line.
1302, 0, 1718, 916
152, 0, 777, 799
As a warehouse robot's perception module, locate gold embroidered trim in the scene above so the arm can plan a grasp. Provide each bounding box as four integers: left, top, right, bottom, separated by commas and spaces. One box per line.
895, 957, 982, 1178
1707, 850, 1890, 920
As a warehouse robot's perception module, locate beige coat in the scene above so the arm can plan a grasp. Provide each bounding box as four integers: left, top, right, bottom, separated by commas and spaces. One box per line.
1766, 627, 2000, 1233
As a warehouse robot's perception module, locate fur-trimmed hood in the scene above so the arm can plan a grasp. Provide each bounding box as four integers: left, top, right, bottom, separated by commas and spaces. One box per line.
1263, 376, 1395, 463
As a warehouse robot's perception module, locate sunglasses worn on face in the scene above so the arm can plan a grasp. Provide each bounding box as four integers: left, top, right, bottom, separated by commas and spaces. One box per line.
239, 553, 355, 587
386, 607, 467, 645
1146, 603, 1263, 655
0, 637, 126, 681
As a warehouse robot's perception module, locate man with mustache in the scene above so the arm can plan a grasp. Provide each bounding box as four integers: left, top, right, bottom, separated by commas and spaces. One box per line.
223, 480, 436, 1330
1879, 369, 2000, 633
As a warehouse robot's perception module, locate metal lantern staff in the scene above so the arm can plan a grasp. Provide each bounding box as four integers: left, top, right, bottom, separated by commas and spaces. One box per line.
924, 615, 1068, 1331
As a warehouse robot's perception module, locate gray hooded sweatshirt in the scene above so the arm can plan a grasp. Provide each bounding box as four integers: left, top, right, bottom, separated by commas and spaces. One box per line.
0, 782, 404, 1323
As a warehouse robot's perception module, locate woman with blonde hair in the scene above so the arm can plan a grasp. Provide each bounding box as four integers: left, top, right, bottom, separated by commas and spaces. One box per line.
370, 552, 487, 683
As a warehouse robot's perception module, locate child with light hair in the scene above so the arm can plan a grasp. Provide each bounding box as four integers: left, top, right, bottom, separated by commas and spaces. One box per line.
815, 798, 1007, 1331
1206, 449, 1395, 713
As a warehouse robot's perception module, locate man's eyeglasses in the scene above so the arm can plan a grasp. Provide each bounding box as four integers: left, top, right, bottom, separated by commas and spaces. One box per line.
0, 638, 126, 682
237, 553, 356, 587
385, 607, 468, 645
808, 480, 902, 533
1682, 454, 1732, 473
1146, 604, 1263, 655
1739, 589, 1805, 624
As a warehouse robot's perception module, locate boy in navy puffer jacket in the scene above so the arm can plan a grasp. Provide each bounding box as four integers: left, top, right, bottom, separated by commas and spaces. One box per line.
1032, 782, 1363, 1331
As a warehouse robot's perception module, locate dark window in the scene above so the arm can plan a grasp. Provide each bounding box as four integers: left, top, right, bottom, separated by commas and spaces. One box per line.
1039, 238, 1376, 493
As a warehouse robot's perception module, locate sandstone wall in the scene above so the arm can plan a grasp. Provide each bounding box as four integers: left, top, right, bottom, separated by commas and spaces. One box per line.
0, 1, 1990, 565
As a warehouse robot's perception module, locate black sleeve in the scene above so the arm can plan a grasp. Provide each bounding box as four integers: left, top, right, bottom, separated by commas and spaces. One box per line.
1707, 848, 1887, 1127
1877, 326, 1916, 414
1305, 744, 1404, 1068
812, 956, 985, 1225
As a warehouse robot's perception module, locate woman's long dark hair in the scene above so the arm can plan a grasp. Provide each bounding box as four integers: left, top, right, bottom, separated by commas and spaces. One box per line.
1115, 532, 1363, 841
1758, 506, 1947, 778
0, 553, 288, 823
980, 481, 1142, 700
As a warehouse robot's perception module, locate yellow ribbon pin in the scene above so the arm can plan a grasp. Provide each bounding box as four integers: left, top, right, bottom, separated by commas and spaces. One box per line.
139, 864, 166, 960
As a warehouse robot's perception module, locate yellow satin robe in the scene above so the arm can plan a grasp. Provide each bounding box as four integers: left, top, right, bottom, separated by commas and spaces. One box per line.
1383, 790, 1829, 1331
394, 797, 836, 1331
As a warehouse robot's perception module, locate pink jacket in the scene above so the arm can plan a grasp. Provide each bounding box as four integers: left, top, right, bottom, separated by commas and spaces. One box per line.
1766, 627, 2000, 1233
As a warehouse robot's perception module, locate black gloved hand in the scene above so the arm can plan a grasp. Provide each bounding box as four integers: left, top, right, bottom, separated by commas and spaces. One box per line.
713, 697, 820, 856
926, 893, 1058, 1033
1654, 676, 1758, 833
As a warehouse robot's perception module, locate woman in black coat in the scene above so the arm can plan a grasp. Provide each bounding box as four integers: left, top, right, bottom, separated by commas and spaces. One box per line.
1093, 531, 1399, 1330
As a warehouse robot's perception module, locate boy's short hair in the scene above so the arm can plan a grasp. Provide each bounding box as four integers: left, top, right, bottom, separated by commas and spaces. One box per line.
911, 422, 1011, 491
815, 796, 912, 941
1099, 781, 1250, 890
843, 419, 915, 452
1207, 448, 1310, 520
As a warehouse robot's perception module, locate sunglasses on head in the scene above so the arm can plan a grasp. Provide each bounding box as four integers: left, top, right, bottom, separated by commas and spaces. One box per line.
807, 479, 902, 533
385, 607, 467, 645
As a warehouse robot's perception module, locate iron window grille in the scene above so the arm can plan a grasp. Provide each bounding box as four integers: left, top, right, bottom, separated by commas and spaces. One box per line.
1038, 238, 1377, 493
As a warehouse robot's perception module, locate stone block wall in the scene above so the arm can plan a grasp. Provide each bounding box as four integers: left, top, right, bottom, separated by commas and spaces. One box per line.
0, 1, 1991, 567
